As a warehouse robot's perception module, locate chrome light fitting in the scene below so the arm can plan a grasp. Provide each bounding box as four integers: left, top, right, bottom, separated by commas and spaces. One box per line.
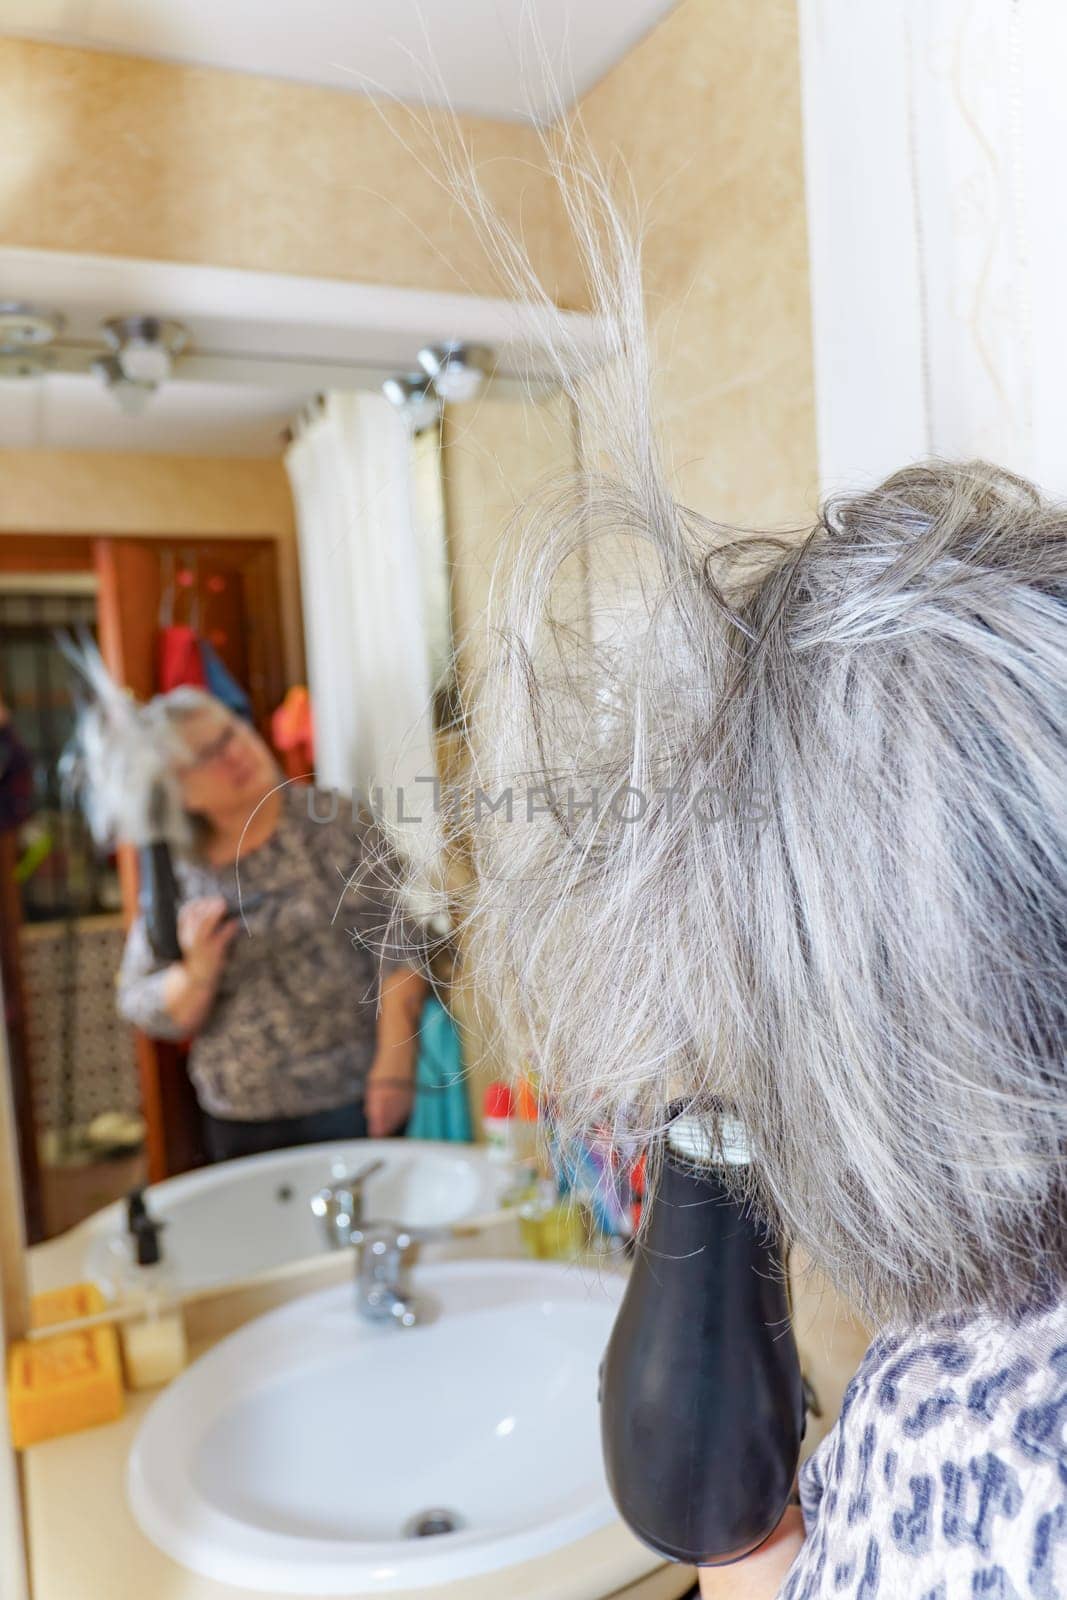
381, 372, 440, 432
0, 302, 64, 379
0, 302, 65, 350
102, 315, 189, 384
415, 342, 494, 405
93, 315, 190, 412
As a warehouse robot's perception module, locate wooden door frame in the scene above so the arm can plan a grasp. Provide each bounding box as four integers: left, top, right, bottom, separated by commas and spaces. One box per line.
0, 835, 42, 1245
0, 963, 30, 1600
0, 533, 95, 1242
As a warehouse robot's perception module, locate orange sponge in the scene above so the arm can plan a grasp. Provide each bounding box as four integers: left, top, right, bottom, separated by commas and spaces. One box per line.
7, 1283, 124, 1449
29, 1282, 105, 1331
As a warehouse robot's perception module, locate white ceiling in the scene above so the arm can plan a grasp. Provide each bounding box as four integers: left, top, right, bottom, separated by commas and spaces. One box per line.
0, 371, 301, 456
0, 0, 677, 122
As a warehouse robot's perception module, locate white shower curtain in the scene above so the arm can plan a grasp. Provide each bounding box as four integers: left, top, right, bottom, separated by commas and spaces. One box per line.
285, 391, 442, 909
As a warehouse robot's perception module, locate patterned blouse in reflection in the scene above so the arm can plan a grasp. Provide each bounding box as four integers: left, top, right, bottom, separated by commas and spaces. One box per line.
117, 786, 419, 1121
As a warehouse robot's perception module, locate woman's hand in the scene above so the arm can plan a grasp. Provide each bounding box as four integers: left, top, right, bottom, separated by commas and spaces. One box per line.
697, 1505, 806, 1600
160, 897, 238, 1036
178, 896, 238, 988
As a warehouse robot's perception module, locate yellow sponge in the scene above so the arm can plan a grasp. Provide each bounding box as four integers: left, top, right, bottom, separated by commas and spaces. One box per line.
7, 1283, 124, 1449
29, 1282, 106, 1331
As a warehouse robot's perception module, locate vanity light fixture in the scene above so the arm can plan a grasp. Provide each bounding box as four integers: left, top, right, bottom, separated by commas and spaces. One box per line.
381, 372, 441, 433
103, 315, 189, 382
95, 316, 190, 411
415, 341, 494, 404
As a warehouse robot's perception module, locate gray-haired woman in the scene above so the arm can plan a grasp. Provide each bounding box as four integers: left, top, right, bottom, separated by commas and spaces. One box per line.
458, 173, 1067, 1596
114, 691, 426, 1162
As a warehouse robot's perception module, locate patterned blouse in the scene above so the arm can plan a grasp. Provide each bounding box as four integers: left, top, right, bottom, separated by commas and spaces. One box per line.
117, 786, 420, 1122
781, 1293, 1067, 1598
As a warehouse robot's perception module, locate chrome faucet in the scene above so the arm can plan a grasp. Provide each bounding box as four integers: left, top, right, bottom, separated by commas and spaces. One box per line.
310, 1160, 385, 1252
310, 1165, 450, 1328
345, 1220, 453, 1327
349, 1222, 420, 1328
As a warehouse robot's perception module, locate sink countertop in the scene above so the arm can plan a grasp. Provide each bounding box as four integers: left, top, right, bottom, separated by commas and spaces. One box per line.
22, 1238, 866, 1600
24, 1349, 686, 1600
23, 1246, 693, 1600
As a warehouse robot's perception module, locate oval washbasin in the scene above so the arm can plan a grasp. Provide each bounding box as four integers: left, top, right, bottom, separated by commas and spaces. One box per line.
30, 1140, 509, 1300
128, 1259, 626, 1593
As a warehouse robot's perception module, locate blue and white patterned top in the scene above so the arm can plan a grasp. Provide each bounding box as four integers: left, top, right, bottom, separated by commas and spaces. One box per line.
781, 1295, 1067, 1598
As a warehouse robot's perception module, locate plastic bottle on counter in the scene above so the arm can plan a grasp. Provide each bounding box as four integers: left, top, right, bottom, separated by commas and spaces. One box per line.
510, 1076, 540, 1171
482, 1082, 516, 1162
118, 1212, 188, 1391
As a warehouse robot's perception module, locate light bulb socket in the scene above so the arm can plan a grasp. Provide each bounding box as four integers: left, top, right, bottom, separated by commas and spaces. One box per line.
91, 352, 156, 414
102, 316, 189, 383
382, 372, 441, 432
415, 342, 494, 404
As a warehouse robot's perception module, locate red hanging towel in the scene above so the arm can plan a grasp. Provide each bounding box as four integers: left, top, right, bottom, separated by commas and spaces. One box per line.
157, 623, 206, 692
157, 553, 206, 692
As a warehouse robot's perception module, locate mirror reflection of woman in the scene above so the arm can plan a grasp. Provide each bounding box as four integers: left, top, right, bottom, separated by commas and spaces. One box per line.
116, 691, 426, 1163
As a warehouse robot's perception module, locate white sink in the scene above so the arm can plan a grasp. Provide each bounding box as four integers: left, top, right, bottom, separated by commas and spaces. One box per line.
128, 1260, 625, 1593
31, 1140, 509, 1300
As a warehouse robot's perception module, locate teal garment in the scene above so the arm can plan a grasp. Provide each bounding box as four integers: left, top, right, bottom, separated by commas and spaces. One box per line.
407, 995, 473, 1142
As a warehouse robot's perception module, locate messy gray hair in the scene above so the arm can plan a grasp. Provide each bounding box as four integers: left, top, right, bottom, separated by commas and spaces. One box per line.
444, 139, 1067, 1324
62, 637, 224, 853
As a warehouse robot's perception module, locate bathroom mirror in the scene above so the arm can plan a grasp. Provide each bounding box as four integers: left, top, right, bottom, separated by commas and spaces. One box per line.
0, 407, 439, 1245
0, 0, 601, 1312
0, 261, 582, 1303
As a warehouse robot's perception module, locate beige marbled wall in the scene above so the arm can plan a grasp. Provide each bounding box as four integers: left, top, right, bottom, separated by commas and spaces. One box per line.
0, 449, 304, 682
577, 0, 818, 531
442, 391, 576, 664
0, 449, 293, 538
0, 37, 577, 299
440, 392, 578, 1109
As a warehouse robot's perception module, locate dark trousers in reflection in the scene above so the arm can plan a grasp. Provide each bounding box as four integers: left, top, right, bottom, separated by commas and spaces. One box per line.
202, 1099, 370, 1163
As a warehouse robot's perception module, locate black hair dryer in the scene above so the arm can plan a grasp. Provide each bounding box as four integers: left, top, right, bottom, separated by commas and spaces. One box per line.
137, 779, 183, 965
599, 1108, 806, 1567
138, 840, 182, 965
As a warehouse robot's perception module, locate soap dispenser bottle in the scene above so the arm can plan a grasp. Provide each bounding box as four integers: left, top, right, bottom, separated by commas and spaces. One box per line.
119, 1211, 188, 1390
599, 1105, 805, 1567
126, 1185, 150, 1236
